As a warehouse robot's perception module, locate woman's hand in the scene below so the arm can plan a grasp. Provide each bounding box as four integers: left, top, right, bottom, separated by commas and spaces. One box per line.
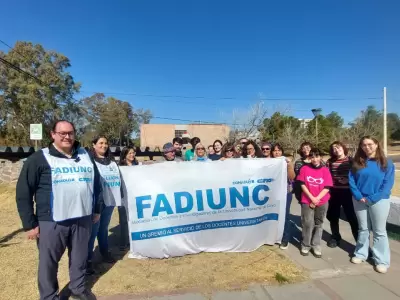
360, 198, 368, 203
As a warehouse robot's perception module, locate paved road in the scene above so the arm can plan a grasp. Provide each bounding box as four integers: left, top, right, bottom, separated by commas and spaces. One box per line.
389, 154, 400, 171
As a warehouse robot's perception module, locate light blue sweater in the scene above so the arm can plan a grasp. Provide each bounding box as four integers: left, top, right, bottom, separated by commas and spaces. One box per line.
349, 159, 395, 203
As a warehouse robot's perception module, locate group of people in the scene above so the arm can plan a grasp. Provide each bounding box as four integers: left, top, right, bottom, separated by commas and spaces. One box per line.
15, 120, 395, 300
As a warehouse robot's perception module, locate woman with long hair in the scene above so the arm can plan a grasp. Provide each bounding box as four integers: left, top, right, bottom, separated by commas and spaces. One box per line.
349, 136, 395, 274
271, 143, 296, 250
326, 141, 358, 248
220, 143, 236, 160
87, 136, 122, 273
241, 140, 263, 158
119, 146, 139, 166
117, 146, 140, 251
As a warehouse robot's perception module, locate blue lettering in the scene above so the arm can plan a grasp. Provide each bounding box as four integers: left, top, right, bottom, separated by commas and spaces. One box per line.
206, 188, 226, 210
152, 194, 173, 217
174, 192, 193, 214
136, 195, 152, 219
196, 190, 204, 211
229, 186, 249, 208
252, 185, 269, 205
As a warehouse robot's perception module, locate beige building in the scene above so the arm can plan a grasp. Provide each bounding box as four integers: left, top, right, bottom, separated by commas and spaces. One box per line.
140, 124, 231, 150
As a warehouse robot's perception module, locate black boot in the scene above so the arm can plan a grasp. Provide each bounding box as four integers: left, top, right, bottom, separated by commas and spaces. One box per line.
86, 261, 95, 275
70, 289, 97, 300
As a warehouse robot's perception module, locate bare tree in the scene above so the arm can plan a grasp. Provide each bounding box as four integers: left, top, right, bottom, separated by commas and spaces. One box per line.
228, 101, 269, 142
278, 123, 307, 159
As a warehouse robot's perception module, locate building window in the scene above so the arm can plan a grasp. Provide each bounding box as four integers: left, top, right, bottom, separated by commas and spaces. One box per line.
175, 130, 186, 137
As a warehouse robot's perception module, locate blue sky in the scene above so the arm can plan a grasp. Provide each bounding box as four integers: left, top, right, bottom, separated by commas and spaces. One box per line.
1, 0, 399, 126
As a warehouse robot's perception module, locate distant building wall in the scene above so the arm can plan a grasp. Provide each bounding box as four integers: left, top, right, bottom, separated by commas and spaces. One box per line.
140, 124, 231, 149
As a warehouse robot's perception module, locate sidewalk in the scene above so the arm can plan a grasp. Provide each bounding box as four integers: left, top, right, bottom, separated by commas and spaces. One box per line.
99, 202, 400, 300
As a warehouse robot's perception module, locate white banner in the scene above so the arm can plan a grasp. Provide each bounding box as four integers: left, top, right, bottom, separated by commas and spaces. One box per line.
120, 158, 287, 259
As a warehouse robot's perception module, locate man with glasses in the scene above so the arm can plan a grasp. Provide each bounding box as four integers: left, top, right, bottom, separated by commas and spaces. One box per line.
16, 120, 102, 300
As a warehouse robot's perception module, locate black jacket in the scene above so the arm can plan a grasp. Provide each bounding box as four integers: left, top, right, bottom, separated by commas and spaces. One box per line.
16, 142, 103, 230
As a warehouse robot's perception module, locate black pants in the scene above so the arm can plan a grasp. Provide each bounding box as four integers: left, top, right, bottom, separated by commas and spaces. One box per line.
118, 206, 130, 247
38, 216, 92, 300
327, 188, 358, 242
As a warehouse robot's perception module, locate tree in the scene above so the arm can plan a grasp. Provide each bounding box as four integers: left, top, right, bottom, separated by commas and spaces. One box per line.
344, 106, 383, 153
387, 113, 400, 140
81, 93, 152, 146
0, 41, 80, 145
262, 112, 301, 142
278, 123, 307, 158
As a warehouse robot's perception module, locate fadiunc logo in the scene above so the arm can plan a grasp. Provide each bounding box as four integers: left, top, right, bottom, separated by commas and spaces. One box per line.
136, 184, 270, 219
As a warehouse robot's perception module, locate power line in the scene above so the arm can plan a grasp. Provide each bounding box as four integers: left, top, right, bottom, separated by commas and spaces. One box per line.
81, 90, 382, 102
0, 57, 46, 85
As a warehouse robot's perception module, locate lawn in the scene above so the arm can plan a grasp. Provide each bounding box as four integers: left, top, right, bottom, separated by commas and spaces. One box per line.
0, 184, 306, 300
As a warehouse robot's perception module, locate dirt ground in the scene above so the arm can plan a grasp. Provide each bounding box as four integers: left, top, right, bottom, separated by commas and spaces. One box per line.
0, 185, 306, 300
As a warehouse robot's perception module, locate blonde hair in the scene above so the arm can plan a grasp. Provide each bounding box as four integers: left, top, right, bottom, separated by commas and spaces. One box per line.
194, 143, 208, 159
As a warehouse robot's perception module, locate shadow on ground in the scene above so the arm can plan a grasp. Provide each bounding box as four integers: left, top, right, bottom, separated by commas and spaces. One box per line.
59, 224, 129, 299
0, 228, 24, 248
288, 209, 356, 257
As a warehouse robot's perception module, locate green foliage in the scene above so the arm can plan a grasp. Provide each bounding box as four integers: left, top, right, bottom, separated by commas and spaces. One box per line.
0, 41, 152, 147
0, 41, 80, 145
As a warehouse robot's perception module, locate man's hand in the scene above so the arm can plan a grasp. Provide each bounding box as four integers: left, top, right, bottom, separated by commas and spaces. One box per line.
93, 214, 100, 223
27, 227, 40, 240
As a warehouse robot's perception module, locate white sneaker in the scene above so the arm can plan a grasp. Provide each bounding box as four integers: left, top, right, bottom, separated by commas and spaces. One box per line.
312, 246, 322, 258
375, 265, 388, 274
300, 246, 310, 256
351, 257, 364, 264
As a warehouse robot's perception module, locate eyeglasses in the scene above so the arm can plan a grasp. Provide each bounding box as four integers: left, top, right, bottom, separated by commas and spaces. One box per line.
54, 131, 75, 138
197, 147, 205, 151
226, 149, 234, 152
262, 148, 270, 151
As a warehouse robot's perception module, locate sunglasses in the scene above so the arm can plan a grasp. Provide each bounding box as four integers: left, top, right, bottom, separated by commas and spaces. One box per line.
226, 149, 234, 152
197, 147, 205, 151
262, 148, 270, 151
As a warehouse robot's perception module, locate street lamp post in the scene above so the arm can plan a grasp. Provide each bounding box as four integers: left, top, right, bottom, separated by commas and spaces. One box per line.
311, 108, 322, 146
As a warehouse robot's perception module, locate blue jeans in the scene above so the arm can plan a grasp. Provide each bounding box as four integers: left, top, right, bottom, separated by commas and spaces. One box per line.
88, 206, 114, 261
353, 199, 390, 267
282, 193, 293, 243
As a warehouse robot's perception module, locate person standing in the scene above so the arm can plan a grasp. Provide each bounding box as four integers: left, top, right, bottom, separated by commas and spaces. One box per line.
160, 143, 184, 162
326, 141, 358, 248
117, 146, 140, 251
193, 143, 209, 161
87, 136, 123, 274
261, 142, 272, 158
184, 137, 201, 161
296, 148, 333, 258
16, 120, 102, 300
241, 140, 263, 158
219, 143, 236, 160
172, 137, 183, 157
271, 143, 296, 250
349, 136, 395, 274
208, 139, 223, 161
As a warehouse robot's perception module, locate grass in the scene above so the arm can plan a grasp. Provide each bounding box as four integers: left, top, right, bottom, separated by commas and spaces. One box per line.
0, 184, 306, 300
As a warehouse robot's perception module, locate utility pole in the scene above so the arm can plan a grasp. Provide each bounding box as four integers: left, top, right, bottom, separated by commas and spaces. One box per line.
311, 108, 322, 146
383, 87, 387, 156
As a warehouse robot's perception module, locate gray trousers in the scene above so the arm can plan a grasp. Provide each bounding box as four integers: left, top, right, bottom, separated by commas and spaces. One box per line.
38, 216, 92, 300
301, 202, 328, 248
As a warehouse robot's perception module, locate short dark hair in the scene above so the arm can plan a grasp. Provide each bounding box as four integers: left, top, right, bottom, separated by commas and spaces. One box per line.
298, 141, 313, 159
329, 141, 349, 159
208, 145, 213, 149
309, 147, 322, 157
271, 143, 284, 157
51, 120, 76, 133
190, 137, 200, 147
173, 137, 183, 145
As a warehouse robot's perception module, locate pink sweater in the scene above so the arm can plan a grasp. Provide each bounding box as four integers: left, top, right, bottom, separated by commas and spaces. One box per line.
297, 165, 333, 206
